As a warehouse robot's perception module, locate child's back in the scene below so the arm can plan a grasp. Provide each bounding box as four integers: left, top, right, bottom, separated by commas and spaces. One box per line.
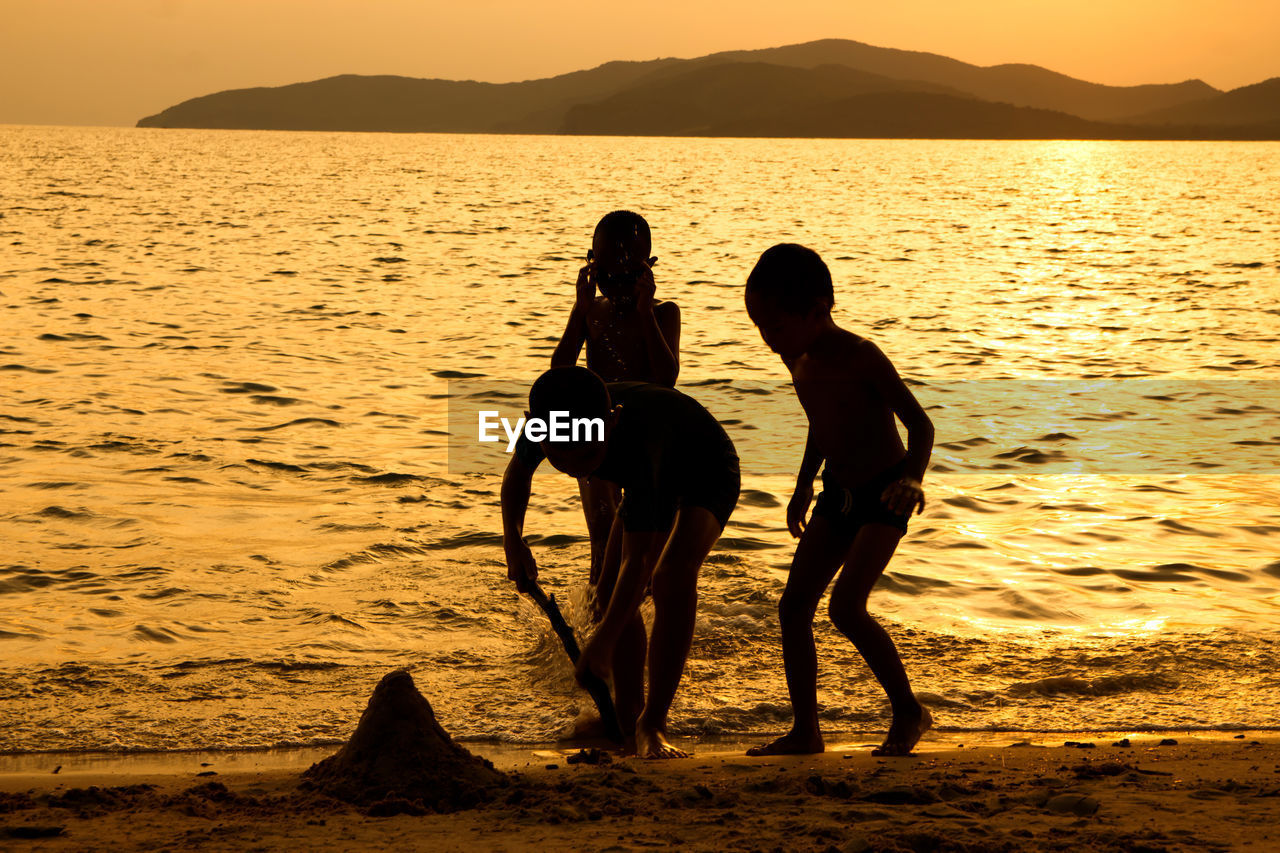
789, 327, 913, 485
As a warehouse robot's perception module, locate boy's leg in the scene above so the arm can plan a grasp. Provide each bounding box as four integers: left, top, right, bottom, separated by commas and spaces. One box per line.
596, 515, 648, 750
580, 478, 620, 586
611, 611, 646, 752
592, 513, 624, 622
637, 505, 722, 759
746, 514, 853, 756
828, 522, 931, 756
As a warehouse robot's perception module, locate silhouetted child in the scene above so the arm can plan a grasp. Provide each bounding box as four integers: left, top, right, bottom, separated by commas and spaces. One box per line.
742, 244, 934, 757
550, 211, 680, 588
502, 367, 738, 758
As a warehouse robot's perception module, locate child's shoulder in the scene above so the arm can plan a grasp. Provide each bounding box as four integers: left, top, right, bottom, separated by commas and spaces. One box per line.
819, 324, 871, 360
807, 326, 897, 378
581, 296, 613, 322
584, 297, 680, 323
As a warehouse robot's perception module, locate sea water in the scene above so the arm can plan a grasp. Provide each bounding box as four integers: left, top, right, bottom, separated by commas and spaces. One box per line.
1, 126, 1278, 753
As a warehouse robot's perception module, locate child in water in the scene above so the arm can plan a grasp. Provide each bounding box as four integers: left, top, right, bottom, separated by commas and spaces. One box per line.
743, 244, 935, 756
550, 211, 680, 587
502, 367, 739, 758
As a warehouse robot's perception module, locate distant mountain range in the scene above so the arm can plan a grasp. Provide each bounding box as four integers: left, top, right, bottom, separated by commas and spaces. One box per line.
137, 39, 1280, 139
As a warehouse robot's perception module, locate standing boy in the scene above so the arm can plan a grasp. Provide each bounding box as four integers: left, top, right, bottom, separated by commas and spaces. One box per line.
743, 244, 934, 756
550, 210, 680, 585
501, 367, 738, 758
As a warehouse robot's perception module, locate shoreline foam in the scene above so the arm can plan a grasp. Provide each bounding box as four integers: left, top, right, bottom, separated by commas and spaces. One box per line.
4, 728, 1277, 774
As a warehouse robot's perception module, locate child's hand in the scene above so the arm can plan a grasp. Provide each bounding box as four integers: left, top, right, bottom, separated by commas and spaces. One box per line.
787, 482, 814, 538
504, 536, 538, 592
575, 261, 596, 307
881, 478, 925, 517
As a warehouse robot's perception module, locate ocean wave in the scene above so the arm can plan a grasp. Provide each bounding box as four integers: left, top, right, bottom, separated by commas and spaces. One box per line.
1004, 673, 1179, 698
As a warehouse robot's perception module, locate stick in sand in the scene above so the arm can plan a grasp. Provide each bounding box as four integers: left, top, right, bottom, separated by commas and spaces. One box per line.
523, 578, 625, 744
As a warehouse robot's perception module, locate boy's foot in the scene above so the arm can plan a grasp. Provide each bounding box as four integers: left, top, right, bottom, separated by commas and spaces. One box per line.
871, 705, 933, 756
636, 723, 688, 759
746, 730, 824, 756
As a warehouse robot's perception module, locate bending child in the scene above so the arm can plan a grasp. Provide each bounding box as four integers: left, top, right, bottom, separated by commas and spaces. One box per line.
501, 367, 738, 758
550, 210, 680, 587
743, 244, 935, 757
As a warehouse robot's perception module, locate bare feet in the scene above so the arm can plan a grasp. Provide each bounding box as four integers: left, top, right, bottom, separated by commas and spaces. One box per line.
746, 729, 824, 756
872, 704, 933, 756
635, 722, 688, 759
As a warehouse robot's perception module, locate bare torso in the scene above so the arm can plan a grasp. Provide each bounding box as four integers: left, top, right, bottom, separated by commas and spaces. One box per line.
791, 329, 906, 485
584, 298, 678, 383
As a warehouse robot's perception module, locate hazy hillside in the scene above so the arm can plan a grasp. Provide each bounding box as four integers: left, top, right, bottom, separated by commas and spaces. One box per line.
558, 63, 962, 135
674, 40, 1222, 121
139, 76, 506, 132
137, 59, 688, 133
1127, 77, 1280, 127
136, 38, 1277, 139
704, 92, 1146, 139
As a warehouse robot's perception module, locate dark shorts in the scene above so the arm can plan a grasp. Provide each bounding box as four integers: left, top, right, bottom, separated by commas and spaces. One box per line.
616, 447, 741, 534
812, 459, 911, 536
681, 451, 740, 531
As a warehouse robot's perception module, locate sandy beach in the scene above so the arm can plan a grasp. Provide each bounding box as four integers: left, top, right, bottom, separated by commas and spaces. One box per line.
3, 735, 1277, 852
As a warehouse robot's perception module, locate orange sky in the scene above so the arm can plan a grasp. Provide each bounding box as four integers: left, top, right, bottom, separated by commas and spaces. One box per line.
1, 0, 1277, 127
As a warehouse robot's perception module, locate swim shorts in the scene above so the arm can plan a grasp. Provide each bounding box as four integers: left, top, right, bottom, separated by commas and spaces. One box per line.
811, 459, 912, 536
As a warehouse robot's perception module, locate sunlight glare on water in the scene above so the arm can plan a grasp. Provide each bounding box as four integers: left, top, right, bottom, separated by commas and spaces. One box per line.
0, 126, 1278, 752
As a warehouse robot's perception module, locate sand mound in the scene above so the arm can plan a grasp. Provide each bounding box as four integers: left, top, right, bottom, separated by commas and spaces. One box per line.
302, 670, 506, 812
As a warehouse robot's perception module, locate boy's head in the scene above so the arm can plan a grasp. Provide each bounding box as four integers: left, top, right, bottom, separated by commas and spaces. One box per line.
528, 366, 616, 476
744, 243, 835, 361
592, 210, 653, 300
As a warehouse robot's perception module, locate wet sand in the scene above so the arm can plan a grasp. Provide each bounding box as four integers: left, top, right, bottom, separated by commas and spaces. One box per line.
2, 736, 1277, 851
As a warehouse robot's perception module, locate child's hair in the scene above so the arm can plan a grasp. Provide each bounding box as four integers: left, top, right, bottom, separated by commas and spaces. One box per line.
529, 366, 612, 425
745, 243, 834, 314
594, 210, 651, 255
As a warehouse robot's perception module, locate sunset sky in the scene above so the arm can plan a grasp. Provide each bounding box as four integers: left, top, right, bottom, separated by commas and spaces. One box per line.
1, 0, 1278, 127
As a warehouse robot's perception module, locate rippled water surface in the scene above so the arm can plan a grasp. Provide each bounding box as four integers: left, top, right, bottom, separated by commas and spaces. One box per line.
1, 126, 1278, 752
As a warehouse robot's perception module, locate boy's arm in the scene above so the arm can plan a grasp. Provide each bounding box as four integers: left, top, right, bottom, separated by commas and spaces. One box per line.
864, 341, 934, 514
550, 304, 588, 369
500, 453, 539, 591
788, 427, 824, 537
550, 264, 593, 368
635, 266, 681, 385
